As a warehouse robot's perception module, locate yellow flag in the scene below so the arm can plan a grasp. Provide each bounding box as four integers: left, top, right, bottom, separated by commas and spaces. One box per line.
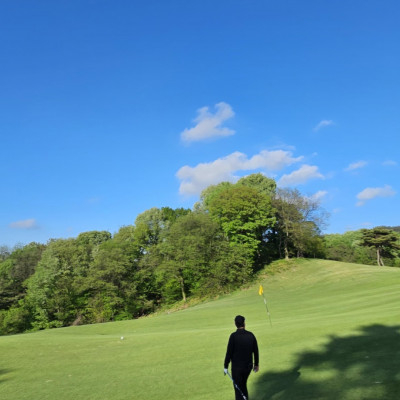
258, 284, 263, 296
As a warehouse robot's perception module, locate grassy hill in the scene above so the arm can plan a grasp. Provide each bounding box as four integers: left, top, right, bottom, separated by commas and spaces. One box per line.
1, 259, 399, 400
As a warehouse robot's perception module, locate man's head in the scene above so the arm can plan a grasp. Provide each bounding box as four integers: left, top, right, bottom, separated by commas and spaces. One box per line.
234, 315, 245, 328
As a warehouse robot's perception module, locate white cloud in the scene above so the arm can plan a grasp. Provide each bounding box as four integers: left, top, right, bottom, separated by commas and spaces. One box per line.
361, 222, 372, 227
278, 165, 324, 187
176, 149, 302, 195
9, 218, 38, 229
345, 160, 367, 171
382, 160, 397, 166
313, 120, 334, 132
181, 102, 235, 142
309, 190, 328, 201
245, 150, 303, 171
356, 185, 396, 206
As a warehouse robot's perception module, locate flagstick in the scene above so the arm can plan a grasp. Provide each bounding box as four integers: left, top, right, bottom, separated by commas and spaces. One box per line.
263, 293, 272, 327
259, 288, 272, 327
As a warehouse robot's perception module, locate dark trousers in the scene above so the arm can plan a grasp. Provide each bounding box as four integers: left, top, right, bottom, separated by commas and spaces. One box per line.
232, 365, 252, 400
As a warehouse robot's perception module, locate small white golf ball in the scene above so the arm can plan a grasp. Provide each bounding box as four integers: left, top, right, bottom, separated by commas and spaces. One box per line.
121, 336, 124, 340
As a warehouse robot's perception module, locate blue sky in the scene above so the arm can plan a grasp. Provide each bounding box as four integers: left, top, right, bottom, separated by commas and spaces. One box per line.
1, 0, 399, 247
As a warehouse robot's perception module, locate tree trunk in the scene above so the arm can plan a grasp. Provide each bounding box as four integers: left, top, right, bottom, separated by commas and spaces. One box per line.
284, 228, 290, 260
278, 234, 283, 258
179, 276, 186, 302
284, 244, 289, 260
377, 248, 385, 266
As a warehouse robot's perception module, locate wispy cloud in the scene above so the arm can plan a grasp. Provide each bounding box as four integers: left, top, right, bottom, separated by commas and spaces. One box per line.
356, 185, 396, 206
9, 218, 38, 230
382, 160, 397, 167
176, 149, 302, 195
313, 120, 334, 132
309, 190, 328, 201
278, 165, 324, 187
344, 160, 367, 171
345, 222, 373, 231
361, 222, 372, 227
181, 102, 235, 142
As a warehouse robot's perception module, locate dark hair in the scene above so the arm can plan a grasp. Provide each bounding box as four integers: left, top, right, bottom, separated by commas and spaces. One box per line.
234, 315, 245, 328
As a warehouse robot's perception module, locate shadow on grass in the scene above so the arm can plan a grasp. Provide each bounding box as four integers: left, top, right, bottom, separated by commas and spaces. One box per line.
253, 324, 400, 400
0, 368, 11, 384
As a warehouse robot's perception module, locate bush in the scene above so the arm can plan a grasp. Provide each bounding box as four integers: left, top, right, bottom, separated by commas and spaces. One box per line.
0, 304, 31, 335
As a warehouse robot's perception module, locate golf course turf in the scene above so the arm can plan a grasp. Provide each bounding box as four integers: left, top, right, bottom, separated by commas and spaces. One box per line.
1, 259, 399, 399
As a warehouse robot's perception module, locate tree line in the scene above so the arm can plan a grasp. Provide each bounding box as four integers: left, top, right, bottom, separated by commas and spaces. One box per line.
324, 227, 400, 267
1, 174, 399, 335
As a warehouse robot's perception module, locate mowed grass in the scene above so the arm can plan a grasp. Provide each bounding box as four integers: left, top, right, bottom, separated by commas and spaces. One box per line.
1, 259, 400, 400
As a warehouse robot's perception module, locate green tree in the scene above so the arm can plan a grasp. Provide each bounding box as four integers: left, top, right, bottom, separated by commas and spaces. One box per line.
112, 225, 135, 242
158, 213, 251, 302
114, 224, 161, 307
236, 173, 276, 197
360, 227, 400, 266
132, 207, 192, 304
134, 208, 165, 250
195, 182, 234, 212
76, 231, 112, 247
80, 223, 166, 323
24, 232, 112, 330
206, 185, 276, 266
272, 193, 303, 260
134, 207, 191, 254
0, 242, 45, 310
24, 239, 80, 329
272, 188, 328, 260
75, 231, 112, 276
324, 231, 375, 265
83, 239, 139, 322
0, 245, 11, 262
0, 303, 31, 335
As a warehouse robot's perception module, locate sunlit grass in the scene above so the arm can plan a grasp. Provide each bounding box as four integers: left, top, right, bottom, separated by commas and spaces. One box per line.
1, 259, 399, 399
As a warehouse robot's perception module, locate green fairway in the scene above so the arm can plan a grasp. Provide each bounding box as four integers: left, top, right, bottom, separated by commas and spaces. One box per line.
1, 259, 399, 400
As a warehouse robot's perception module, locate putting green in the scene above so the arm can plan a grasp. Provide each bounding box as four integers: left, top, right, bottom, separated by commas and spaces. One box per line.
1, 259, 399, 399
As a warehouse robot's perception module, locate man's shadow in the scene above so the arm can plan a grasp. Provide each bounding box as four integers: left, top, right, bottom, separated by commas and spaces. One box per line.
252, 324, 400, 400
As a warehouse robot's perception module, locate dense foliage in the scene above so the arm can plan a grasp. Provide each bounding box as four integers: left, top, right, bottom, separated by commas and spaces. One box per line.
1, 174, 398, 335
324, 228, 400, 267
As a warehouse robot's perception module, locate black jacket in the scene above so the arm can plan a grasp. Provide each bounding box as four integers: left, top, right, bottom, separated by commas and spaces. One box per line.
224, 328, 259, 369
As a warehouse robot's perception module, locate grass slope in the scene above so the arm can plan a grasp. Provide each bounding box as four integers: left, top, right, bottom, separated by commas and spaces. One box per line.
1, 259, 399, 400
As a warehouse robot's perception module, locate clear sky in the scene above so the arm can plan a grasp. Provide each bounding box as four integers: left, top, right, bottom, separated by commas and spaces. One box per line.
1, 0, 399, 247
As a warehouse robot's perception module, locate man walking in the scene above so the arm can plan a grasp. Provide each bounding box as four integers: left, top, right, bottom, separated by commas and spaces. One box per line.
224, 315, 259, 400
